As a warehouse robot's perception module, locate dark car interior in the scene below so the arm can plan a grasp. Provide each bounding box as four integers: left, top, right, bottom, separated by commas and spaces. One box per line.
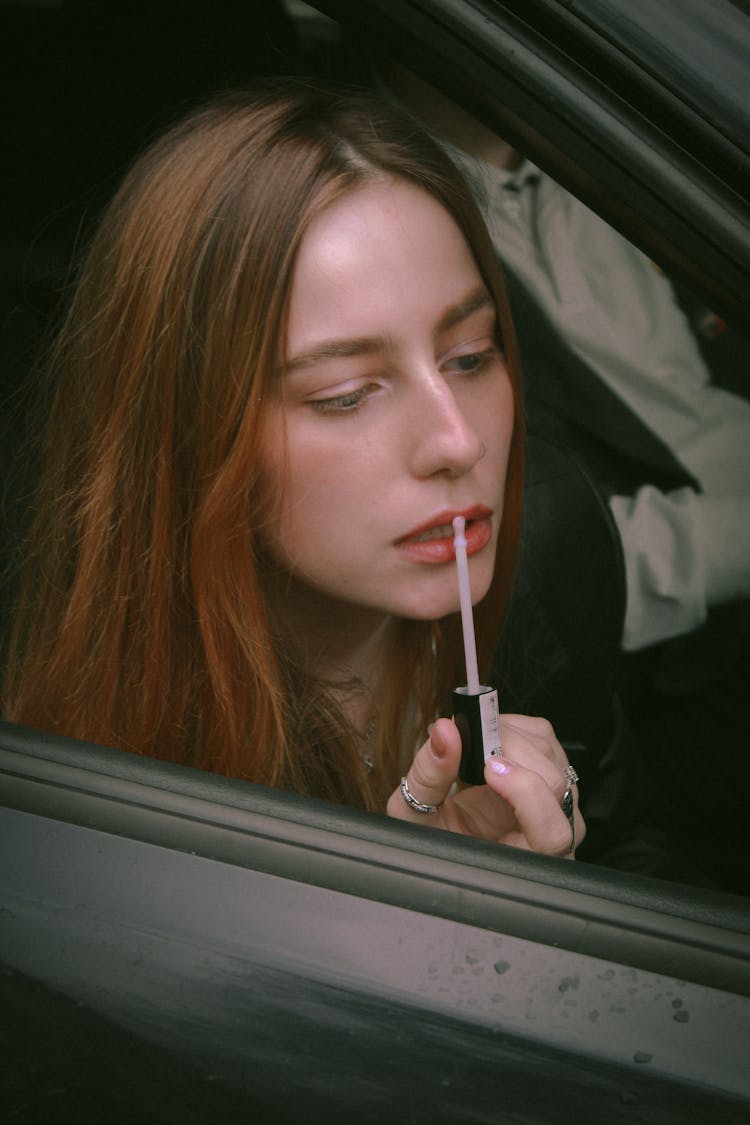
1, 1, 749, 1121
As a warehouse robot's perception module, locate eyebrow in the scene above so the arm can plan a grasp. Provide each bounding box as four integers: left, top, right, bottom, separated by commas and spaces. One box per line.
285, 334, 391, 374
435, 286, 495, 335
284, 285, 495, 374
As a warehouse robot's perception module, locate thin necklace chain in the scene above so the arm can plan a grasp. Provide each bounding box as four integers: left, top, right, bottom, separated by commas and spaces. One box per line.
360, 711, 377, 774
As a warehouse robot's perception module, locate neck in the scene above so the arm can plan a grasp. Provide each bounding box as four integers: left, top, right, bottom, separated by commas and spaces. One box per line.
265, 574, 395, 735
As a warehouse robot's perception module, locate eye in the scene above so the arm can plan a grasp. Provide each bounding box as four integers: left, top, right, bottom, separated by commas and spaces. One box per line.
443, 346, 500, 376
308, 384, 375, 414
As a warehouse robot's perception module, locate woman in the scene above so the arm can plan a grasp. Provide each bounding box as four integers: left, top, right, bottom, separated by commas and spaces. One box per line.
3, 80, 583, 857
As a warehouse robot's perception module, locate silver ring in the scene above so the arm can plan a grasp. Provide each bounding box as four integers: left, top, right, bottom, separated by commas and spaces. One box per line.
400, 776, 442, 815
477, 441, 487, 462
561, 766, 579, 853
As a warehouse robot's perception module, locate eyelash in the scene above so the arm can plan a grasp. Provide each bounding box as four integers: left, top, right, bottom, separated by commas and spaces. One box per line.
308, 346, 500, 415
445, 347, 498, 376
310, 386, 373, 414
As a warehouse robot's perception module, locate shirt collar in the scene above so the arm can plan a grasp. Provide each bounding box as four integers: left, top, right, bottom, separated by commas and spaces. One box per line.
442, 141, 539, 206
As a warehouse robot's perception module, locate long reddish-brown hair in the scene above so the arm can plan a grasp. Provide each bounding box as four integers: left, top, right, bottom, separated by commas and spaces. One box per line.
3, 79, 524, 811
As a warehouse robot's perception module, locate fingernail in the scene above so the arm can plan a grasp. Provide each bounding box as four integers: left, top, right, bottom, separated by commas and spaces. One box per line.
431, 727, 446, 760
489, 757, 511, 776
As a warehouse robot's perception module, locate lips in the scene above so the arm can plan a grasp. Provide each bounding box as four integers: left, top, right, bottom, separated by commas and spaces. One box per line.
395, 505, 493, 563
410, 522, 456, 543
397, 505, 492, 544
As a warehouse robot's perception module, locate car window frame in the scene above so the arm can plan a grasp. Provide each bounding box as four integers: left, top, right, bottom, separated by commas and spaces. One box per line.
313, 0, 750, 332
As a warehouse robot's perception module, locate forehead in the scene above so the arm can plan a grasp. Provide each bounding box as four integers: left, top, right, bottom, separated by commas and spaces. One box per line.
287, 177, 486, 349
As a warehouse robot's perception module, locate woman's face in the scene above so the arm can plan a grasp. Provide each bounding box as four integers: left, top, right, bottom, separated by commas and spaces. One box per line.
260, 176, 514, 630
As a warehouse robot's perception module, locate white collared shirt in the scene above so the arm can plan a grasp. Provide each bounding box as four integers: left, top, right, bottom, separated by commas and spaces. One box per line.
455, 151, 750, 650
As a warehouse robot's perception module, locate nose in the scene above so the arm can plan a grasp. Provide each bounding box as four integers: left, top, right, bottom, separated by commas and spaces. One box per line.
406, 372, 485, 479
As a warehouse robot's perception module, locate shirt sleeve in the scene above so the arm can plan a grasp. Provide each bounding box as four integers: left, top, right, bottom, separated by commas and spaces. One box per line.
611, 486, 750, 651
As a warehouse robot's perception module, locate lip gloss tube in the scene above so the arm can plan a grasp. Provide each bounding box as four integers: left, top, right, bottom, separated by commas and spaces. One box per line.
452, 516, 503, 784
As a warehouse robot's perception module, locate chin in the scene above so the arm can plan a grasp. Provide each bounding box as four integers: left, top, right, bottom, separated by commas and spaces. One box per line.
397, 573, 494, 623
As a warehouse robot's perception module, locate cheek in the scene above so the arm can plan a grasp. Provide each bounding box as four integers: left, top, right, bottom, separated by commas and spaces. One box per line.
255, 428, 353, 569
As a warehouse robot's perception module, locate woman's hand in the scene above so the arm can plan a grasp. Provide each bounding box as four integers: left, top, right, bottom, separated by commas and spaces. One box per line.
386, 714, 585, 858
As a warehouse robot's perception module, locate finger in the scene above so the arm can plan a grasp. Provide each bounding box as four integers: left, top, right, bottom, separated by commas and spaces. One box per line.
484, 755, 583, 856
498, 716, 570, 799
386, 717, 461, 822
501, 714, 568, 770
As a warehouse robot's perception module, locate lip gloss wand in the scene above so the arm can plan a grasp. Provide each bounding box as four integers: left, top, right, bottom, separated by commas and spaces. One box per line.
451, 516, 503, 783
